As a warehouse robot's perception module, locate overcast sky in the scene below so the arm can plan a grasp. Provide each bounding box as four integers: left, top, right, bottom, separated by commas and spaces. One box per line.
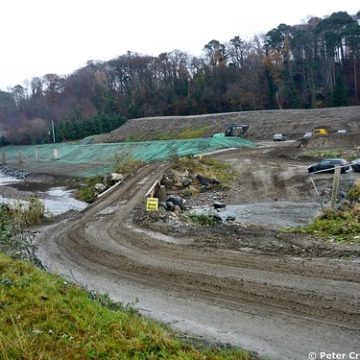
0, 0, 359, 90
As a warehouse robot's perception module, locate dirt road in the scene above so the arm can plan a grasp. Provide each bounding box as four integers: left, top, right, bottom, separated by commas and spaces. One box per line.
35, 160, 360, 360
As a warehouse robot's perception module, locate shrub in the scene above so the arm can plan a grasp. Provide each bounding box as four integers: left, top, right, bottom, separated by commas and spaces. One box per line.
76, 176, 102, 203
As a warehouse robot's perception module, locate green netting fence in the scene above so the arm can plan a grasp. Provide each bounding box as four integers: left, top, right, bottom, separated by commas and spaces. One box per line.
0, 136, 255, 176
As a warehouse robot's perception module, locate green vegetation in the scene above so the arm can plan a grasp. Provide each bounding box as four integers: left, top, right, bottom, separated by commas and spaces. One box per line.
188, 213, 222, 226
171, 157, 235, 186
76, 176, 103, 203
57, 111, 127, 142
114, 154, 144, 175
292, 183, 360, 242
126, 126, 210, 142
0, 198, 46, 260
303, 149, 358, 161
0, 253, 250, 360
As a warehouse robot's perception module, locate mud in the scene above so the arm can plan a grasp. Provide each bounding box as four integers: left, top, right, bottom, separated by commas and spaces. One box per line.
34, 149, 360, 360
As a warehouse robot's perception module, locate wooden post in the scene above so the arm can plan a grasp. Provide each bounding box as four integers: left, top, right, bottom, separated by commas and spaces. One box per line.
330, 166, 341, 209
53, 148, 59, 160
1, 152, 6, 165
17, 151, 23, 164
35, 148, 40, 162
309, 175, 324, 212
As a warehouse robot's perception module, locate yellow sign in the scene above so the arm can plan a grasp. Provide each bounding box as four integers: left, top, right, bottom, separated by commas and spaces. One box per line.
146, 197, 159, 211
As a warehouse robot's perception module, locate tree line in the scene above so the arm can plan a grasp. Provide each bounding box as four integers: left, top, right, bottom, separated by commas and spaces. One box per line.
0, 10, 359, 145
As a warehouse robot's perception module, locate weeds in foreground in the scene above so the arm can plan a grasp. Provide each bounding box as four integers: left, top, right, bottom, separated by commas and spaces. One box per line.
0, 253, 251, 360
291, 183, 360, 242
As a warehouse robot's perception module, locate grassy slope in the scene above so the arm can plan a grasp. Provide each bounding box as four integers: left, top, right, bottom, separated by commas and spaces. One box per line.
0, 254, 250, 360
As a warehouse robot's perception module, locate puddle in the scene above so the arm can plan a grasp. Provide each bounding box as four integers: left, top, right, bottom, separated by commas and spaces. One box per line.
189, 201, 321, 229
0, 173, 21, 186
41, 187, 88, 216
0, 186, 87, 216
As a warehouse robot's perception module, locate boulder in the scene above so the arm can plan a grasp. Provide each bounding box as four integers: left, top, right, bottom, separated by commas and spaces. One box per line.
196, 174, 220, 187
111, 173, 124, 182
167, 195, 186, 210
94, 183, 107, 193
213, 201, 226, 209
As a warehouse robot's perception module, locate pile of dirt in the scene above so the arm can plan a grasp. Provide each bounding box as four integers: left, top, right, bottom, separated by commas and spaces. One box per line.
91, 106, 360, 143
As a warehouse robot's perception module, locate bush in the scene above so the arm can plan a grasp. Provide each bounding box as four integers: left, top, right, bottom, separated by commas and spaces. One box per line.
189, 213, 222, 226
76, 176, 102, 203
114, 153, 143, 174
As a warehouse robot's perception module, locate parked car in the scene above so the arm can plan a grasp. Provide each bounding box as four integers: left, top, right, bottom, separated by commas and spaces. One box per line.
273, 133, 287, 141
303, 132, 313, 139
308, 158, 350, 174
351, 158, 360, 172
337, 129, 348, 134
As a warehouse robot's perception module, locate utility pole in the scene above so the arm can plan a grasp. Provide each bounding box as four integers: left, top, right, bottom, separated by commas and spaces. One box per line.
51, 120, 56, 143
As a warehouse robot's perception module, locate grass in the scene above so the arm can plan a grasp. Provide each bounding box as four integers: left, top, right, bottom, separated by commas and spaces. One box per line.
75, 176, 102, 203
303, 149, 358, 161
188, 213, 222, 226
291, 183, 360, 243
125, 126, 210, 142
171, 157, 235, 186
114, 154, 144, 175
0, 253, 251, 360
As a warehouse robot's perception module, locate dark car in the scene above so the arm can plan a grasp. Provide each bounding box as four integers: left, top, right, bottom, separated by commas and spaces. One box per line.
308, 158, 350, 174
272, 133, 288, 141
351, 158, 360, 172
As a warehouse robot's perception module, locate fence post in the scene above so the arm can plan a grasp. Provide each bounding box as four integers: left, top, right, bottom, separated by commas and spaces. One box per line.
1, 152, 6, 165
53, 148, 59, 160
35, 148, 40, 162
17, 151, 23, 164
330, 166, 341, 209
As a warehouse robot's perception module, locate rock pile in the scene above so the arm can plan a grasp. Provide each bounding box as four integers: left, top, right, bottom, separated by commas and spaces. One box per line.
0, 166, 30, 179
94, 172, 125, 197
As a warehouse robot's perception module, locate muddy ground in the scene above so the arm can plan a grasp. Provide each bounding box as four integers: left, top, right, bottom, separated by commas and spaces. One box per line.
32, 140, 360, 360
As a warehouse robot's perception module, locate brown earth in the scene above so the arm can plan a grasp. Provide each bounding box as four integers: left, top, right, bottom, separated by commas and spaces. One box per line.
34, 143, 360, 360
91, 106, 360, 142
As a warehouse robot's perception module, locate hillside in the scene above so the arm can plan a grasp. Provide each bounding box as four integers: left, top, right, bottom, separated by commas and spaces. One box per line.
91, 106, 360, 143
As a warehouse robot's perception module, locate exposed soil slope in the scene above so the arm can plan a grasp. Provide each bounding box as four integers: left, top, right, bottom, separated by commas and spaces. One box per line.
92, 106, 360, 143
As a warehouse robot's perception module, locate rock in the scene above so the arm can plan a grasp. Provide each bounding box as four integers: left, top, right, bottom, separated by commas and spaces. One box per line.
225, 215, 236, 221
0, 166, 30, 179
213, 201, 226, 209
155, 185, 167, 204
167, 195, 186, 210
111, 173, 124, 182
182, 178, 192, 187
166, 201, 175, 211
196, 174, 220, 187
103, 173, 124, 187
173, 205, 182, 213
103, 174, 113, 187
94, 183, 107, 193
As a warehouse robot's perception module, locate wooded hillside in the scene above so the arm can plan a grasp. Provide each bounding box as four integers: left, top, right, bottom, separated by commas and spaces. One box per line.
0, 10, 359, 145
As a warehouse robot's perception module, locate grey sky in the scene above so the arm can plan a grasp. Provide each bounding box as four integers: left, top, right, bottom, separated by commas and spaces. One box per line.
0, 0, 359, 90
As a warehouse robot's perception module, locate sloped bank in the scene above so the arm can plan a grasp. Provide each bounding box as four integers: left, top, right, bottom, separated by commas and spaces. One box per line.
90, 106, 360, 143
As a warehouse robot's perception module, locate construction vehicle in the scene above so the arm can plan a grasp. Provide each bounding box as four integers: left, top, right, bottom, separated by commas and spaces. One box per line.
224, 124, 249, 137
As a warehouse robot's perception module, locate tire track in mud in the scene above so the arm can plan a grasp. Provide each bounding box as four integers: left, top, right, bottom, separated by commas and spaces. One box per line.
36, 162, 360, 360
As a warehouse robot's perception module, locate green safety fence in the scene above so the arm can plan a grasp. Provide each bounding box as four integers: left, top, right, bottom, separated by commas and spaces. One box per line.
0, 136, 255, 176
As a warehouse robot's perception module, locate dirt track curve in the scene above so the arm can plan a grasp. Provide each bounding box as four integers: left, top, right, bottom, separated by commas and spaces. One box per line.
36, 162, 360, 360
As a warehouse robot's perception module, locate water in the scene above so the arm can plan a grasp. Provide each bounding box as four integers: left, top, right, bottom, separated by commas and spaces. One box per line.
0, 173, 20, 186
42, 187, 87, 215
0, 172, 87, 216
190, 201, 321, 229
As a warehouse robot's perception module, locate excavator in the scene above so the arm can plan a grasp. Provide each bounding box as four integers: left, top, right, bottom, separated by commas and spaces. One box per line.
224, 124, 249, 137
